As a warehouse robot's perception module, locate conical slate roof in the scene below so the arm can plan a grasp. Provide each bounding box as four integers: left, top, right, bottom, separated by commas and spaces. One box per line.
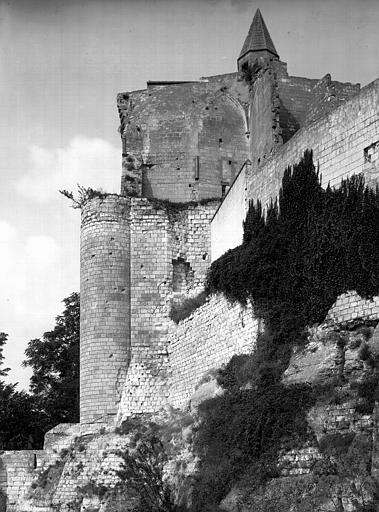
239, 9, 279, 60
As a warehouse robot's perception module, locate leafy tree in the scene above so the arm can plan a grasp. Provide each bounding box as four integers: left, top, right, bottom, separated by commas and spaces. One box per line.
0, 333, 44, 448
23, 292, 80, 430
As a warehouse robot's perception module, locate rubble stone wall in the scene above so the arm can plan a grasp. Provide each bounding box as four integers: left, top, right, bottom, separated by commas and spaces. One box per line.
168, 293, 260, 408
118, 199, 218, 418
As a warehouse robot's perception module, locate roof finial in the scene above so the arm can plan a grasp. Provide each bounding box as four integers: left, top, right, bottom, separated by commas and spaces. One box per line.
238, 9, 279, 70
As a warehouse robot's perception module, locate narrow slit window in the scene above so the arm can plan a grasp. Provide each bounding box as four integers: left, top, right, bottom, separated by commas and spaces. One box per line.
194, 156, 200, 180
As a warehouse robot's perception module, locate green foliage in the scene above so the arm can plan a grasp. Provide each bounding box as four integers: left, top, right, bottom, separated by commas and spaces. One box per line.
23, 292, 80, 431
115, 436, 185, 512
318, 433, 356, 456
358, 343, 378, 368
79, 482, 109, 498
313, 433, 379, 511
207, 150, 379, 339
0, 333, 46, 449
192, 374, 315, 511
60, 185, 108, 208
351, 374, 379, 414
150, 197, 220, 213
195, 152, 379, 510
32, 459, 65, 492
169, 292, 208, 324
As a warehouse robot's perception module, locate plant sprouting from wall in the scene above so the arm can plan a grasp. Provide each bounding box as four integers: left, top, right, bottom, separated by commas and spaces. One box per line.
59, 185, 108, 209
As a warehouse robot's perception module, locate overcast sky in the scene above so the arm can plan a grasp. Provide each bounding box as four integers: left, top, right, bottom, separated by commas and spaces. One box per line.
0, 0, 378, 390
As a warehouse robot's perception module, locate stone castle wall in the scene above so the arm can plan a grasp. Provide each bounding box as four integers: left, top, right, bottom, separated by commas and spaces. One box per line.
212, 78, 379, 255
168, 293, 259, 409
115, 199, 219, 419
0, 450, 44, 511
117, 76, 250, 202
326, 291, 379, 326
80, 196, 131, 423
248, 78, 379, 208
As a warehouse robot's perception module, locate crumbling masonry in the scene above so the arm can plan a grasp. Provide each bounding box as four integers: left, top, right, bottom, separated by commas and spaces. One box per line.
80, 8, 378, 423
1, 9, 379, 509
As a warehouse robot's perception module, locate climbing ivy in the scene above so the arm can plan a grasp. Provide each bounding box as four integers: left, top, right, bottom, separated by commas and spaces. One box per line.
206, 150, 379, 339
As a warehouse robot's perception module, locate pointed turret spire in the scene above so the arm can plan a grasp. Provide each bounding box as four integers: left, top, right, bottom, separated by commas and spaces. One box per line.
238, 9, 279, 70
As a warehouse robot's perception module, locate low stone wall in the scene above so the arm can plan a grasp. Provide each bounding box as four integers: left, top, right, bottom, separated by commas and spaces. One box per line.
326, 291, 379, 325
0, 451, 44, 511
167, 293, 260, 409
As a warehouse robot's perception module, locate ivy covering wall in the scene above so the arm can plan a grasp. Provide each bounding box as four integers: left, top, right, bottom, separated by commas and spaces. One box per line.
207, 150, 379, 339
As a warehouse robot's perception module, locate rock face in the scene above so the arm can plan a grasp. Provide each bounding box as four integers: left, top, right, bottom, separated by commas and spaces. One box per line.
1, 317, 379, 512
220, 321, 379, 512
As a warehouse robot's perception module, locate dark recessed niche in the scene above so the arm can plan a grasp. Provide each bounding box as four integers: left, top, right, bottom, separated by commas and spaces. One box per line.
172, 258, 192, 293
364, 141, 379, 163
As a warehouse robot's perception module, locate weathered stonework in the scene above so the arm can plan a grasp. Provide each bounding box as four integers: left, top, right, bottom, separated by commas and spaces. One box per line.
212, 79, 378, 256
80, 196, 131, 423
3, 8, 379, 511
167, 294, 259, 409
118, 199, 219, 417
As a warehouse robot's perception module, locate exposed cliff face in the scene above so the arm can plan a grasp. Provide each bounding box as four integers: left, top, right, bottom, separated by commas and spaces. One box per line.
220, 321, 379, 512
9, 318, 378, 512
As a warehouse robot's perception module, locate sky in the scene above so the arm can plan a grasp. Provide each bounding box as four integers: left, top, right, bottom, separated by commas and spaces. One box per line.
0, 0, 378, 390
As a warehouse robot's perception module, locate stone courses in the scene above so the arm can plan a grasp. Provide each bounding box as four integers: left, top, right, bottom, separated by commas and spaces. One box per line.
326, 291, 379, 326
80, 196, 131, 423
0, 451, 44, 511
167, 293, 259, 409
0, 424, 130, 512
247, 79, 379, 210
279, 403, 375, 477
118, 78, 249, 202
118, 199, 219, 419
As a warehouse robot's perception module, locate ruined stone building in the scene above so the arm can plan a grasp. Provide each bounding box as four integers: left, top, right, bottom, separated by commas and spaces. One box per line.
1, 9, 379, 510
80, 8, 378, 424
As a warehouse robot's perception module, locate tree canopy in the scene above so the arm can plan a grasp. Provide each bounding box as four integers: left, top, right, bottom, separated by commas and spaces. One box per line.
23, 292, 80, 430
0, 292, 80, 449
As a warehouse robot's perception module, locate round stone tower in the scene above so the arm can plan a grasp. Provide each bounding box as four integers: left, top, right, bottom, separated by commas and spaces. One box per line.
80, 195, 131, 423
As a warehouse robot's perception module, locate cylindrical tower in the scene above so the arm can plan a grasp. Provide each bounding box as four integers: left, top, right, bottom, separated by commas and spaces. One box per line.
80, 195, 131, 423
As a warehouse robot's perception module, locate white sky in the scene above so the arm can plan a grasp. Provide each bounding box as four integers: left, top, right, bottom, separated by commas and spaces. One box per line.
0, 0, 378, 389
